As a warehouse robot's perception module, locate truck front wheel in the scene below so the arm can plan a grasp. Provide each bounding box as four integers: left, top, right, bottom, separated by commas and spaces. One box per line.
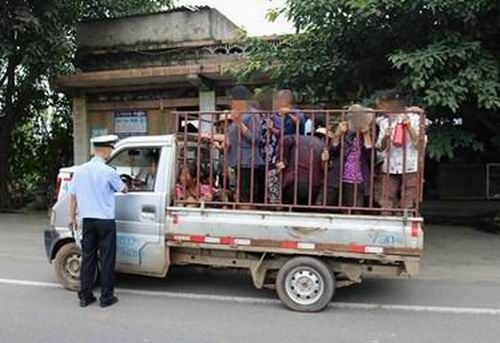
54, 242, 81, 291
276, 257, 335, 312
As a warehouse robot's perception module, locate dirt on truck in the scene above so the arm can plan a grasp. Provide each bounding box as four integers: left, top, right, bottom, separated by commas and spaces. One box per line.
45, 108, 425, 312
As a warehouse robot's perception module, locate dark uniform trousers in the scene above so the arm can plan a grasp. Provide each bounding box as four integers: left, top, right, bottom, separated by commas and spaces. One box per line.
79, 218, 116, 302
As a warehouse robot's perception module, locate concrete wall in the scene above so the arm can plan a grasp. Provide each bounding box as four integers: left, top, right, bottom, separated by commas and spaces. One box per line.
72, 88, 231, 162
77, 8, 239, 50
72, 96, 89, 165
87, 108, 177, 139
199, 90, 216, 133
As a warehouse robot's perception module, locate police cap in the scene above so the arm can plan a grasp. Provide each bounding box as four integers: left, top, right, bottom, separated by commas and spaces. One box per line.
91, 135, 119, 148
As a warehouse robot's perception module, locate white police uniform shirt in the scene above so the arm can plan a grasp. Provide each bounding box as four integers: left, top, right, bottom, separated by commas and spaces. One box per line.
69, 156, 125, 219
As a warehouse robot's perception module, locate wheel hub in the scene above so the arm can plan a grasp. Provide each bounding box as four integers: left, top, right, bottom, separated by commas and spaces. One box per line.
64, 253, 81, 279
285, 267, 323, 305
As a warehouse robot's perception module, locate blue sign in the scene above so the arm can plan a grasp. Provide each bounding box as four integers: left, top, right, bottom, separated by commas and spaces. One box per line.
114, 111, 147, 138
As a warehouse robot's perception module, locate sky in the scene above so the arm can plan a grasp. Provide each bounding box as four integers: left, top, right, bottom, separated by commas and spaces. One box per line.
177, 0, 295, 36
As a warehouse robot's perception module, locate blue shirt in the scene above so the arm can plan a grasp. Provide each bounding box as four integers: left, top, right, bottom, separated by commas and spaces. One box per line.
281, 108, 306, 136
226, 111, 264, 168
69, 157, 125, 219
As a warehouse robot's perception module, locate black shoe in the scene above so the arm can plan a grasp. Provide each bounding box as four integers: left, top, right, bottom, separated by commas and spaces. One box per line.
79, 295, 97, 308
100, 296, 119, 308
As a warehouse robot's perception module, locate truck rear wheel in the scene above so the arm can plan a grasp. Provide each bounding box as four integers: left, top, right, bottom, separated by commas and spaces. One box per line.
54, 242, 81, 291
276, 257, 335, 312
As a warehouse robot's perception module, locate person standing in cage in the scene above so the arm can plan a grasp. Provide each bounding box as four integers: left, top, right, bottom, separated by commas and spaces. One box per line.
257, 90, 282, 205
226, 85, 265, 208
279, 128, 326, 208
374, 89, 424, 211
210, 112, 234, 199
322, 105, 374, 209
273, 89, 307, 136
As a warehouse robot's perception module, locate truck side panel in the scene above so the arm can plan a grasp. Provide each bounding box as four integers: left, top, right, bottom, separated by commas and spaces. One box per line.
166, 207, 423, 258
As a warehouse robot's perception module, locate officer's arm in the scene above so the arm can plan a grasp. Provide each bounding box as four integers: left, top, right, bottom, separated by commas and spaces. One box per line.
69, 195, 78, 226
110, 169, 128, 194
68, 178, 78, 227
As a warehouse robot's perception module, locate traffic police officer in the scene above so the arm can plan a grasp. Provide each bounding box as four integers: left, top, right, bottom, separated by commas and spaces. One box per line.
69, 135, 128, 308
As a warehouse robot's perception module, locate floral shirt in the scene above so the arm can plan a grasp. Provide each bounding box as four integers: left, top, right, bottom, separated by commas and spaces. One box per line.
259, 113, 281, 169
376, 112, 421, 174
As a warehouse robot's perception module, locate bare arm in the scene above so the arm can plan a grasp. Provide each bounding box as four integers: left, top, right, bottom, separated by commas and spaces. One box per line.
402, 114, 419, 146
406, 107, 425, 146
237, 117, 256, 143
407, 126, 419, 146
279, 135, 294, 168
287, 112, 299, 124
332, 121, 348, 147
376, 120, 391, 151
200, 132, 226, 143
380, 130, 391, 150
407, 122, 419, 146
69, 195, 78, 227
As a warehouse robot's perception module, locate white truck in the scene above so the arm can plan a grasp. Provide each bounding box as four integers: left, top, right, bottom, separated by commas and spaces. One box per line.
45, 130, 424, 312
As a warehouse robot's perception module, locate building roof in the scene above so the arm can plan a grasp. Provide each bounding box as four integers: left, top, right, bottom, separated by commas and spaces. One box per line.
80, 6, 212, 23
76, 6, 240, 53
58, 6, 278, 93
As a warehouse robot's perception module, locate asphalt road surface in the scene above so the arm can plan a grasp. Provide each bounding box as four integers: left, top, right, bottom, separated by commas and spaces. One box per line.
0, 213, 499, 343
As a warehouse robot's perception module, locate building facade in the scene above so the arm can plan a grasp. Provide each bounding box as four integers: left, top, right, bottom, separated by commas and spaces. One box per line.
58, 6, 271, 164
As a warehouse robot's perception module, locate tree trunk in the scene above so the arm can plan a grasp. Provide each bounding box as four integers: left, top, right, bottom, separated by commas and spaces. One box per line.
0, 56, 16, 209
0, 122, 15, 209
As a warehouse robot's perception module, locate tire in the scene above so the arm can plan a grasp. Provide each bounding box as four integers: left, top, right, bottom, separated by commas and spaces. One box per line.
276, 257, 335, 312
54, 242, 82, 291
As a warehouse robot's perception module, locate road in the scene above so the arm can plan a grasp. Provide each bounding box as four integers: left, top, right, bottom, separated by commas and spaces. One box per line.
0, 212, 499, 343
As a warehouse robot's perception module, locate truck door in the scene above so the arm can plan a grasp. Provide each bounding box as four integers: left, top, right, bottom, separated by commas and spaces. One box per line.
107, 146, 167, 276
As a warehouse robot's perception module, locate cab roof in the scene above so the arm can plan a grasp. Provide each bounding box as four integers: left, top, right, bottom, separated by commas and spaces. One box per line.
114, 135, 175, 149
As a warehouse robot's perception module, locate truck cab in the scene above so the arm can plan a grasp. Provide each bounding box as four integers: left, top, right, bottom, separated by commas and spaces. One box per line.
45, 135, 175, 289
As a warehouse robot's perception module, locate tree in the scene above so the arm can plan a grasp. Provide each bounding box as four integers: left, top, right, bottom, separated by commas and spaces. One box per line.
238, 0, 500, 161
0, 0, 174, 209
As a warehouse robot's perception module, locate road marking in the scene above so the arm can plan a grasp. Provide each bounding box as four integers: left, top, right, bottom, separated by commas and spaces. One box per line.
0, 278, 61, 288
0, 253, 47, 262
1, 277, 500, 315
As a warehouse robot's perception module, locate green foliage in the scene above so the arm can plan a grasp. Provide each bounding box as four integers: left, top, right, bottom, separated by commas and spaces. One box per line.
236, 33, 344, 103
390, 38, 500, 113
426, 124, 484, 161
238, 0, 500, 161
10, 94, 73, 193
0, 0, 174, 206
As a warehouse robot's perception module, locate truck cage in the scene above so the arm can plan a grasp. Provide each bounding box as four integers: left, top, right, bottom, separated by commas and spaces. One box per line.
173, 109, 426, 216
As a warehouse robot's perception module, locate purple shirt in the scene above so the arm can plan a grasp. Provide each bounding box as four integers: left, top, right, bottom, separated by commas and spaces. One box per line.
342, 137, 364, 184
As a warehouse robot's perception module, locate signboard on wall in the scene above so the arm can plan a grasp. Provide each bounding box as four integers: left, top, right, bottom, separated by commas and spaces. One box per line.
114, 110, 147, 138
91, 127, 108, 138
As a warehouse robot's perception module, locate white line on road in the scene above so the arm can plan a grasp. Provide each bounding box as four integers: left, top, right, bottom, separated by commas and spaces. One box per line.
1, 277, 500, 316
